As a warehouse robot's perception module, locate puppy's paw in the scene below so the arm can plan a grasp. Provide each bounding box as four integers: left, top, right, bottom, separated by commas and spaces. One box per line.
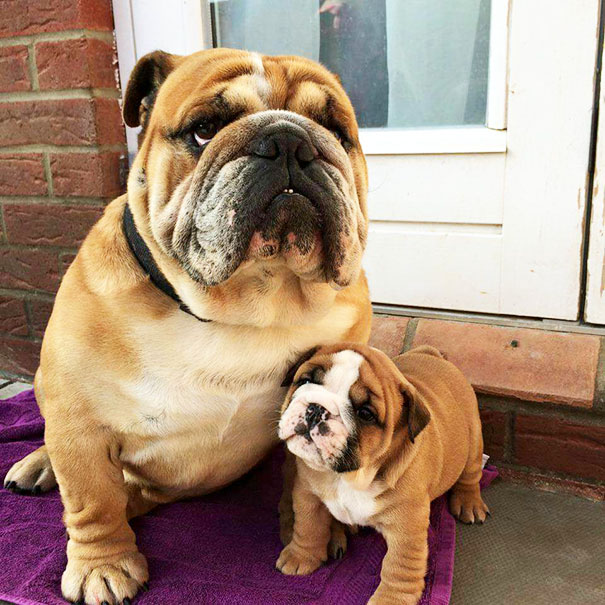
276, 543, 324, 576
449, 490, 490, 524
4, 447, 57, 495
62, 550, 148, 604
328, 520, 348, 559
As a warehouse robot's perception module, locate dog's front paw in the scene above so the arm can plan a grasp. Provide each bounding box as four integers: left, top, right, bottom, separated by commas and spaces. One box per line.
62, 550, 148, 604
449, 490, 490, 524
276, 543, 324, 575
328, 520, 348, 559
4, 446, 56, 495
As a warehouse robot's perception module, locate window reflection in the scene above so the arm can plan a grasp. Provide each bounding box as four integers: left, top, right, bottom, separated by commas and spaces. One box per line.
211, 0, 491, 129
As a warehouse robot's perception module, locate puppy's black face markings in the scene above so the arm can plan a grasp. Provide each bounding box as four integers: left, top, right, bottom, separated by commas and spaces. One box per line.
333, 434, 360, 473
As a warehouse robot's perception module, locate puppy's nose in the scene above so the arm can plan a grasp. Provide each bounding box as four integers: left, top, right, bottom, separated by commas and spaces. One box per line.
305, 403, 326, 429
251, 126, 318, 166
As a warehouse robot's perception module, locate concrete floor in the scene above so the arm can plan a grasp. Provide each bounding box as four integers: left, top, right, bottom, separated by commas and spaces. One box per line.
0, 380, 31, 399
1, 381, 603, 604
451, 480, 605, 605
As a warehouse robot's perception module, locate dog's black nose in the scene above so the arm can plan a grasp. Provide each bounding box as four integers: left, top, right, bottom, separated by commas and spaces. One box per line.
305, 403, 325, 429
251, 124, 318, 166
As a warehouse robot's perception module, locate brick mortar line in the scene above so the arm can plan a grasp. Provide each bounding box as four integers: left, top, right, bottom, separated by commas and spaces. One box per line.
1, 242, 79, 254
0, 288, 55, 302
478, 394, 605, 424
0, 204, 7, 244
0, 88, 121, 102
0, 332, 42, 344
26, 43, 39, 91
0, 196, 112, 206
494, 461, 605, 489
401, 318, 419, 353
0, 143, 127, 154
0, 30, 114, 46
42, 152, 54, 197
23, 299, 36, 339
505, 411, 515, 463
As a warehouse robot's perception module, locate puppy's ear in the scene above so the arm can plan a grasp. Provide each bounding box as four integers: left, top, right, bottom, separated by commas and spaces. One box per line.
281, 347, 320, 387
400, 381, 431, 444
123, 50, 181, 129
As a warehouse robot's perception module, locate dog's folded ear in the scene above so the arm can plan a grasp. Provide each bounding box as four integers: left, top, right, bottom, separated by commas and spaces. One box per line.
400, 380, 431, 443
281, 347, 320, 387
123, 50, 181, 129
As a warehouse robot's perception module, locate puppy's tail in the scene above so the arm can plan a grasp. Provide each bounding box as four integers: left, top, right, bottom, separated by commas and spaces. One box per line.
409, 344, 446, 359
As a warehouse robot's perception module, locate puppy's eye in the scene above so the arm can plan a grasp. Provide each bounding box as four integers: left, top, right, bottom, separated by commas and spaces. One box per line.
296, 376, 313, 386
192, 120, 221, 146
356, 404, 377, 424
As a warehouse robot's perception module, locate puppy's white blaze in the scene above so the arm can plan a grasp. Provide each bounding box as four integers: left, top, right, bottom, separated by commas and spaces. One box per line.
250, 52, 271, 101
323, 349, 364, 431
325, 350, 364, 397
324, 477, 382, 526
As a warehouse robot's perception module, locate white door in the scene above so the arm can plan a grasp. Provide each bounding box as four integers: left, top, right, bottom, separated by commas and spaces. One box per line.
114, 0, 600, 321
585, 23, 605, 325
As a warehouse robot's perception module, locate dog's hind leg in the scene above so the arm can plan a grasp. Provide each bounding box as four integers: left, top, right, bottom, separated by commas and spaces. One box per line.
4, 445, 57, 495
448, 420, 490, 524
125, 483, 160, 519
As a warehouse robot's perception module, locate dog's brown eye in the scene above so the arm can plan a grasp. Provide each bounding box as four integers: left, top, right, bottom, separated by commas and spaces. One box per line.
331, 129, 343, 143
296, 376, 313, 386
356, 405, 376, 424
193, 120, 220, 146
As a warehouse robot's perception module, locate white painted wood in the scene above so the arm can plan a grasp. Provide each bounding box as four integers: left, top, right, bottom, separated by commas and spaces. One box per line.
585, 31, 605, 324
498, 0, 599, 320
114, 0, 599, 320
113, 0, 209, 158
366, 153, 504, 224
364, 223, 502, 313
360, 127, 506, 155
129, 0, 202, 57
486, 0, 510, 130
111, 0, 139, 159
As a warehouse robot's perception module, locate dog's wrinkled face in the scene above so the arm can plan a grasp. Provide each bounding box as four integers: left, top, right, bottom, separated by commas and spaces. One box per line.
278, 345, 431, 473
124, 48, 368, 289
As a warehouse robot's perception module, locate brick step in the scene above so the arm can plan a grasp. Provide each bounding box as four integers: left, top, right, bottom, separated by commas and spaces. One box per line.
370, 315, 605, 499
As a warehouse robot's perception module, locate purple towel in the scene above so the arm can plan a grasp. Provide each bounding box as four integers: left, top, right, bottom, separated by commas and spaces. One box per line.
0, 389, 497, 605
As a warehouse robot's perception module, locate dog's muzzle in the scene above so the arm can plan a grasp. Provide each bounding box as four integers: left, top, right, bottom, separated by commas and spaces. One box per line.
171, 112, 360, 288
279, 384, 356, 470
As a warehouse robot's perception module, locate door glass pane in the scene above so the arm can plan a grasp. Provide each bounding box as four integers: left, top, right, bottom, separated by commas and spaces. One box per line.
210, 0, 491, 129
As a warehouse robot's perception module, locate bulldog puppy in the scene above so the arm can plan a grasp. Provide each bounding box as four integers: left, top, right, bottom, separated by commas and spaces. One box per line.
3, 49, 372, 604
277, 344, 489, 605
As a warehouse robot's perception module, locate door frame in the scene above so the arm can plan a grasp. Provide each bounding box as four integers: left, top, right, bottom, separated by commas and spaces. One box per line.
113, 0, 509, 157
113, 0, 601, 322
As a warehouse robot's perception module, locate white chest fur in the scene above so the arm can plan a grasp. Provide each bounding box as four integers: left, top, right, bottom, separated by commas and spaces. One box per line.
322, 477, 383, 526
108, 307, 356, 491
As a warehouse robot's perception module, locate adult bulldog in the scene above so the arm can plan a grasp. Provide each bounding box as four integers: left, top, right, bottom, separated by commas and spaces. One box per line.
3, 49, 371, 604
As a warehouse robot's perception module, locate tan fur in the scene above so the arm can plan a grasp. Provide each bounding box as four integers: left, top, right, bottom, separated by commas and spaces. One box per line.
277, 345, 488, 605
5, 49, 371, 605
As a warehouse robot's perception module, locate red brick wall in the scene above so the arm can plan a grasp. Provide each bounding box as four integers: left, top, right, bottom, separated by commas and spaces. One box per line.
0, 0, 127, 380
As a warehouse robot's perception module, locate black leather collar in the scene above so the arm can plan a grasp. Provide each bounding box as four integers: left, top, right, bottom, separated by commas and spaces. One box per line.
122, 203, 211, 323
